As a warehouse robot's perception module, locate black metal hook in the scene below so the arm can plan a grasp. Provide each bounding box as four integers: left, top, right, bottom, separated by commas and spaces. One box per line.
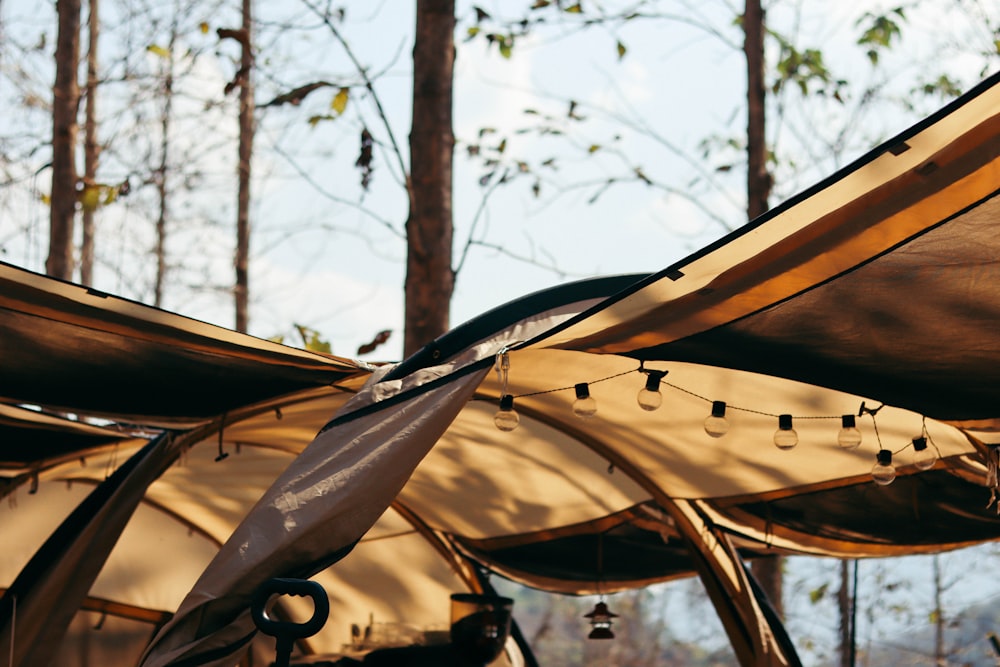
251, 577, 330, 667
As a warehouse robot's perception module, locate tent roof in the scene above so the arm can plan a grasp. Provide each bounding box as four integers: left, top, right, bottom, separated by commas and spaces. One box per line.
0, 261, 369, 426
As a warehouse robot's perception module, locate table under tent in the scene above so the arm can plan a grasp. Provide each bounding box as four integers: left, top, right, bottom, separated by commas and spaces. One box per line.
1, 71, 999, 667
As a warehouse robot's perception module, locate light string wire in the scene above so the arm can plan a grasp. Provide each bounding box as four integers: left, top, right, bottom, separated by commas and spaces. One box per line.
493, 362, 965, 487
509, 364, 852, 421
514, 368, 636, 399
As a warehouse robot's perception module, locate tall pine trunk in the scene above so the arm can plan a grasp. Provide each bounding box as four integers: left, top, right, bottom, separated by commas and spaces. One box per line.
48, 0, 81, 280
80, 0, 98, 286
745, 0, 771, 220
838, 560, 855, 667
404, 0, 455, 357
744, 0, 783, 618
933, 554, 945, 666
153, 26, 175, 308
234, 0, 253, 333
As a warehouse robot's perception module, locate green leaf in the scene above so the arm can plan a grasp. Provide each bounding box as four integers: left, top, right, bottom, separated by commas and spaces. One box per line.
146, 44, 171, 59
565, 3, 583, 13
331, 87, 349, 114
809, 583, 828, 604
499, 38, 513, 58
294, 324, 332, 354
531, 0, 550, 8
918, 74, 962, 98
616, 40, 627, 60
855, 10, 904, 66
587, 144, 600, 153
467, 26, 480, 39
79, 185, 101, 212
496, 138, 507, 154
103, 185, 119, 205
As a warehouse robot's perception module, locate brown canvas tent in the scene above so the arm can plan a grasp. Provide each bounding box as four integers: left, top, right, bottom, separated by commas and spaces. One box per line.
1, 70, 999, 666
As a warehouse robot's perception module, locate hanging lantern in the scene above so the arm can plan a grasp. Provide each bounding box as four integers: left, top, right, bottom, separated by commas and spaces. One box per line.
584, 599, 618, 640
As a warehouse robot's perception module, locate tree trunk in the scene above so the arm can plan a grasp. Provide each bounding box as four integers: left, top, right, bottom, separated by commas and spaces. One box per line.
744, 0, 782, 618
933, 554, 945, 666
47, 0, 81, 280
837, 560, 855, 667
80, 0, 98, 286
743, 0, 771, 220
234, 0, 253, 333
744, 0, 771, 220
404, 0, 455, 357
153, 28, 174, 309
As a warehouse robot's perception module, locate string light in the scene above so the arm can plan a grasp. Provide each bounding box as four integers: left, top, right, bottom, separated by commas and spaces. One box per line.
872, 449, 896, 485
492, 361, 956, 486
704, 401, 730, 438
773, 414, 798, 450
494, 394, 520, 432
837, 414, 862, 449
573, 383, 598, 419
637, 370, 666, 411
911, 436, 936, 471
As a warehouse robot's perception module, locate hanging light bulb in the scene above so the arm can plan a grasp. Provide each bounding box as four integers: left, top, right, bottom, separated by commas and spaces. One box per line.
837, 414, 862, 449
584, 599, 618, 640
494, 394, 520, 432
704, 401, 730, 438
573, 383, 598, 419
912, 436, 936, 471
872, 449, 896, 485
773, 414, 798, 450
636, 370, 666, 411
